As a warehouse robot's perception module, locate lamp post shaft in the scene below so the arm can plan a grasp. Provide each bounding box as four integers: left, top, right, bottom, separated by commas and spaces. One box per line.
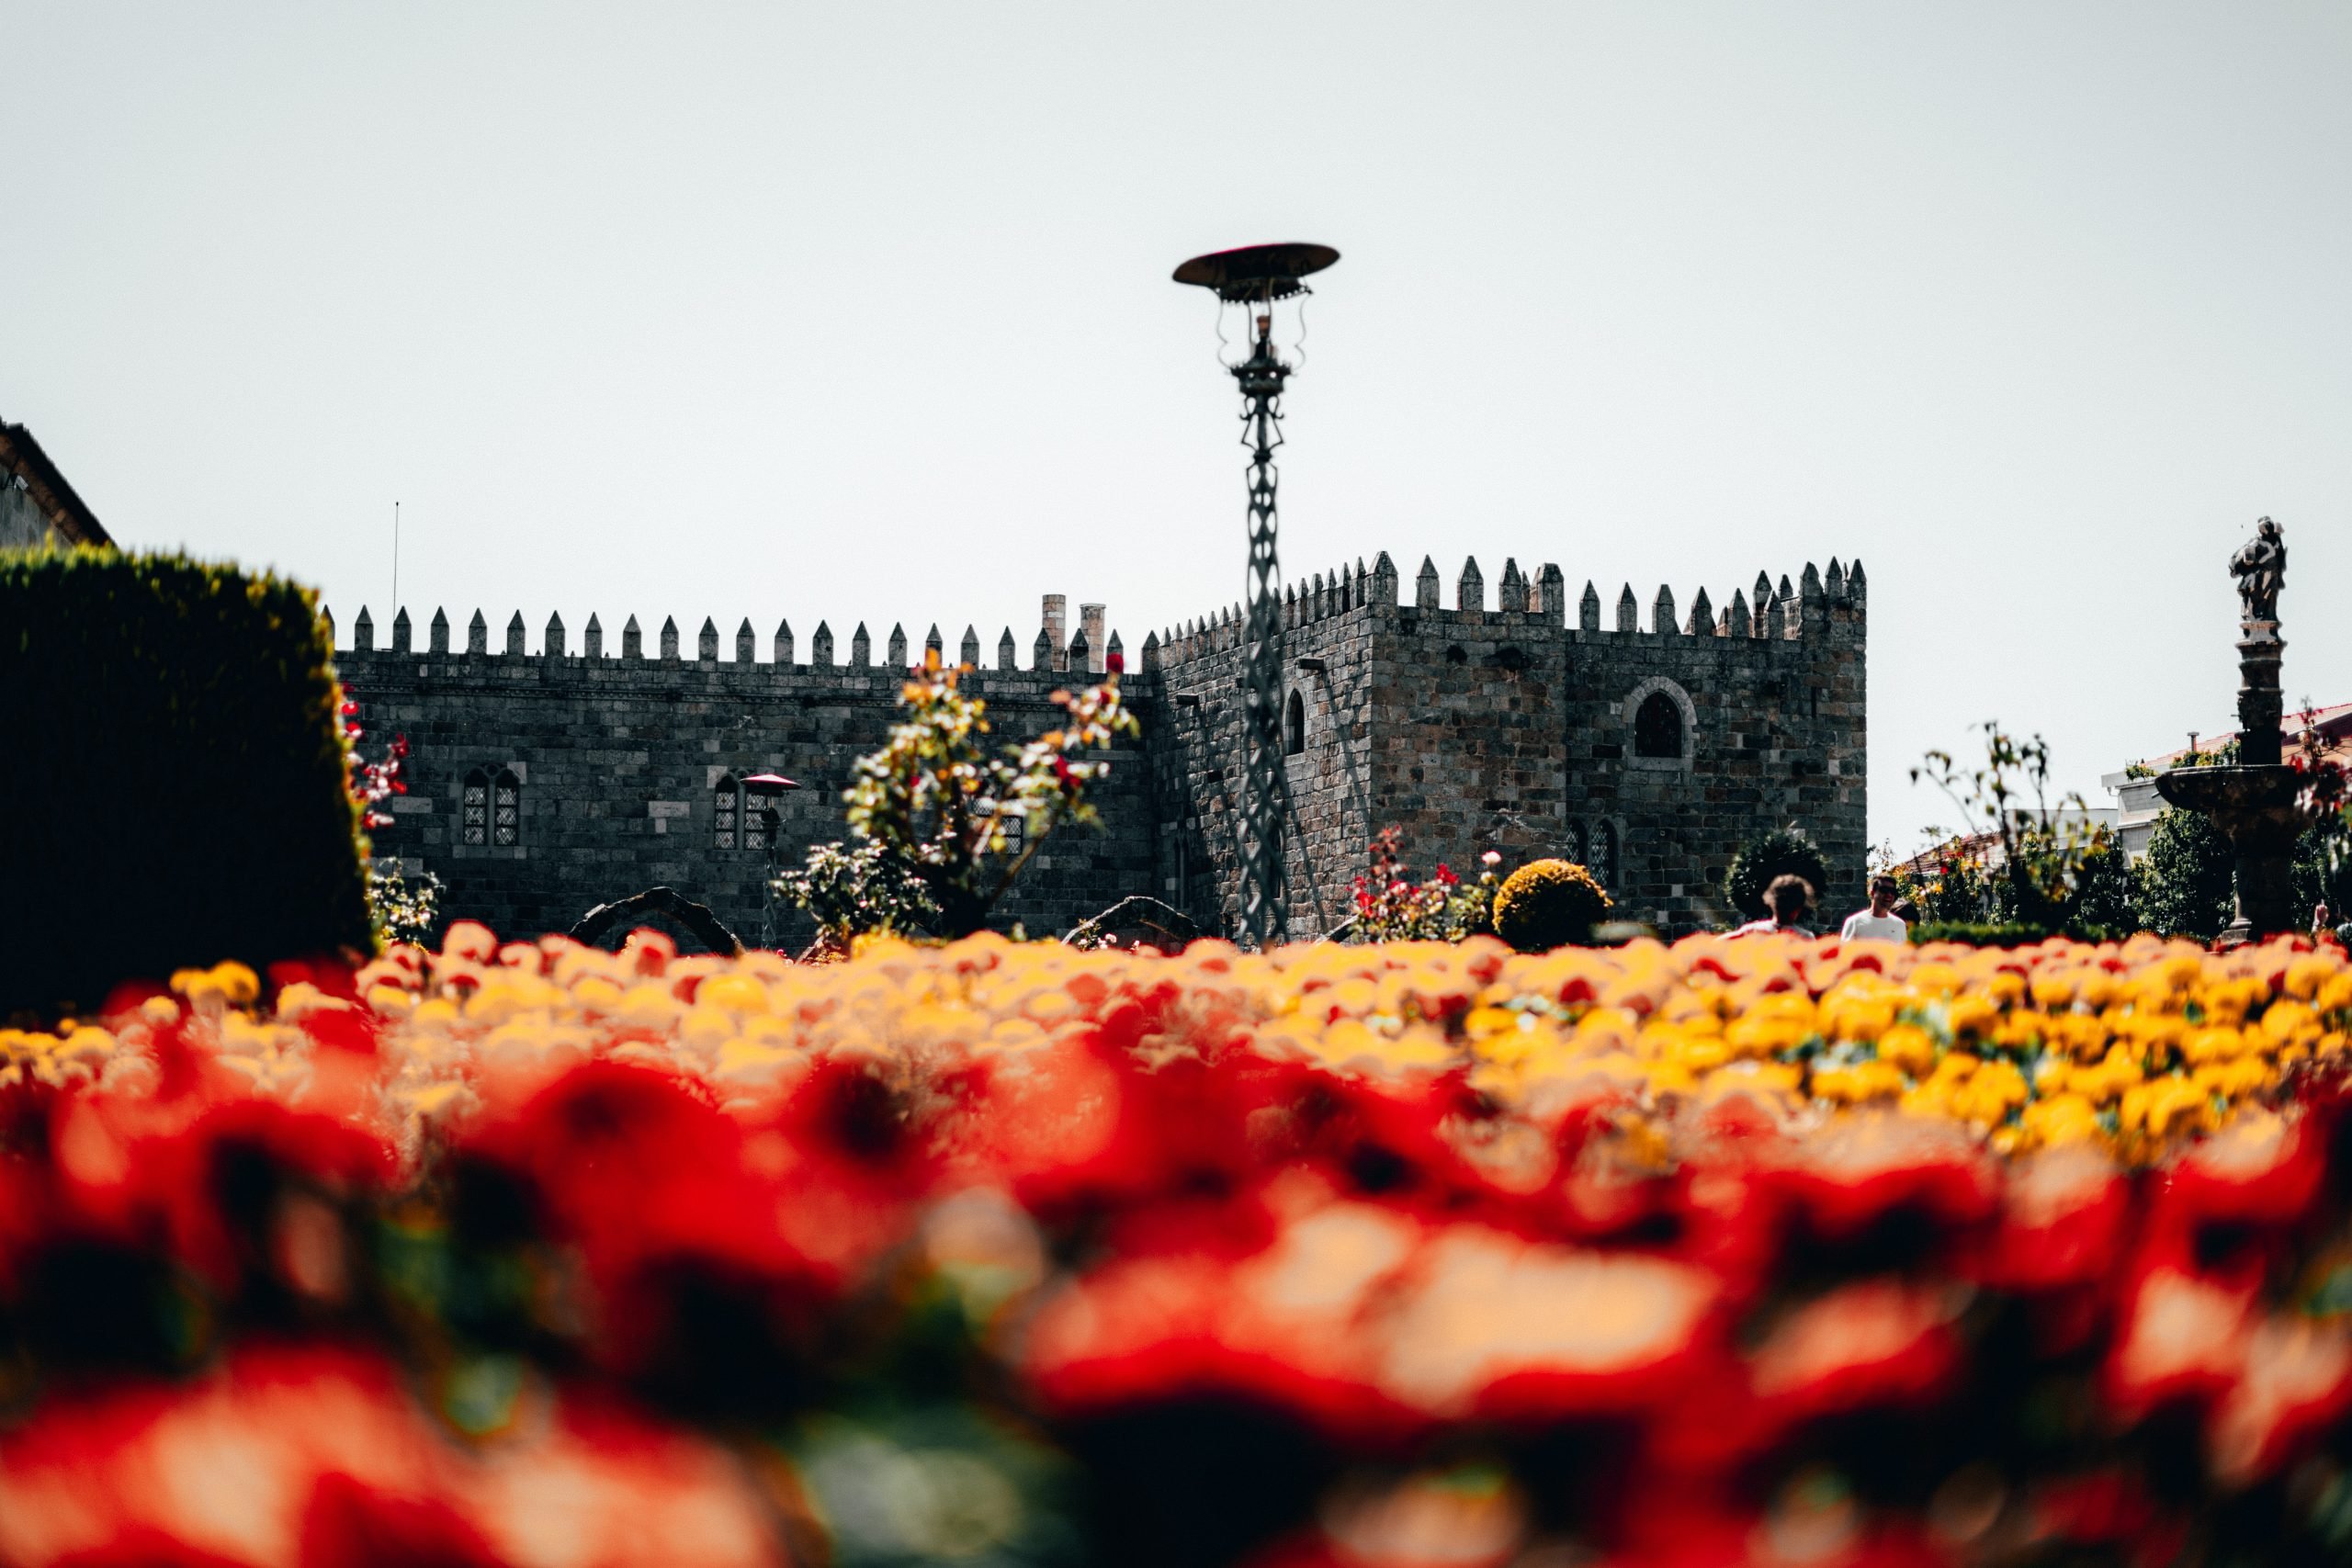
1235, 313, 1293, 948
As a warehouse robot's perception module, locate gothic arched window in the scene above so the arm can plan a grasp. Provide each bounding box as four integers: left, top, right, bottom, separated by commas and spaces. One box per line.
1285, 690, 1306, 756
1634, 692, 1684, 759
461, 770, 489, 846
1589, 821, 1617, 890
714, 774, 740, 850
492, 769, 522, 847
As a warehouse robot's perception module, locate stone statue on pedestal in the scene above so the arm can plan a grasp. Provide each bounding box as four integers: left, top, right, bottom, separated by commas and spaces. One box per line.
2157, 516, 2310, 944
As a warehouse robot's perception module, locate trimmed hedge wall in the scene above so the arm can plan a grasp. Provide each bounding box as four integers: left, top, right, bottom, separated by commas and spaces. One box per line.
0, 550, 372, 1014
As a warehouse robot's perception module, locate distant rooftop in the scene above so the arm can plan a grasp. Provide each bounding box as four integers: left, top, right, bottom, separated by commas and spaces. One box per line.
2120, 701, 2352, 776
0, 420, 110, 548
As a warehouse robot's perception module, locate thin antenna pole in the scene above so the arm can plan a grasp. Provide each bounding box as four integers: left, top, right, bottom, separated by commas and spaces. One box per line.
391, 502, 401, 612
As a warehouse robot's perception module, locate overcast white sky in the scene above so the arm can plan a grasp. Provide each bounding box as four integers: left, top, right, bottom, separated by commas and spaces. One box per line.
6, 3, 2347, 852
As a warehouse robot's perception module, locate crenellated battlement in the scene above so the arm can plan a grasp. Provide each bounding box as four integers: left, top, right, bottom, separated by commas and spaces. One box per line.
325, 546, 1863, 686
1143, 548, 1865, 670
324, 600, 1138, 682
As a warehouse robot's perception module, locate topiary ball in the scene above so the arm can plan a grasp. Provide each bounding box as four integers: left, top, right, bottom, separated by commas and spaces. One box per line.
1492, 859, 1612, 953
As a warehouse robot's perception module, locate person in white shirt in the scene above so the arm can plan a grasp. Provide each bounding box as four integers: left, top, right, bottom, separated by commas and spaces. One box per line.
1840, 875, 1908, 943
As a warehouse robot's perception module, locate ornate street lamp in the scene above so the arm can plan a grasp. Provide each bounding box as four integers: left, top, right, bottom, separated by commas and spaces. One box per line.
743, 773, 800, 949
1172, 241, 1339, 949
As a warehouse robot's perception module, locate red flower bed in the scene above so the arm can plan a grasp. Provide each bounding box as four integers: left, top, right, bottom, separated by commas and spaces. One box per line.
2, 927, 2351, 1566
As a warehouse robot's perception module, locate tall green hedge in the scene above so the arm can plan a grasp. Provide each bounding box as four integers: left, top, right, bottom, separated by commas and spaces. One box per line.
0, 550, 372, 1014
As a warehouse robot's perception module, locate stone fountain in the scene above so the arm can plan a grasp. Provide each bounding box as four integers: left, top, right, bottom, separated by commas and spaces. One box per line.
2155, 517, 2312, 946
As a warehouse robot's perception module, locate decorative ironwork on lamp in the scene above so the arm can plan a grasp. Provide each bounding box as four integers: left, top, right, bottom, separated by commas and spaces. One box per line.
1172, 241, 1339, 949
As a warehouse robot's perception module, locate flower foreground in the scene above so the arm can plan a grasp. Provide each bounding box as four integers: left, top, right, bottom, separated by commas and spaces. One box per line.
6, 928, 2352, 1566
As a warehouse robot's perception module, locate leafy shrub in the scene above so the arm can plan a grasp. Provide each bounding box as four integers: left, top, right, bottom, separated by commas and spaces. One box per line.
1907, 919, 2127, 947
1722, 829, 1830, 920
1491, 858, 1611, 951
776, 839, 940, 950
1346, 827, 1498, 942
0, 550, 371, 1011
1907, 921, 2042, 947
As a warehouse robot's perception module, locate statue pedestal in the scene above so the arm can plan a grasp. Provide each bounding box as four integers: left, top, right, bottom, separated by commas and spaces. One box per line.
2154, 765, 2310, 946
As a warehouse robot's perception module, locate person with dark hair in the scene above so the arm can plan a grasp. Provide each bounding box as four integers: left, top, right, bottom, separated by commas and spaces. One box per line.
1731, 874, 1815, 938
1841, 874, 1908, 943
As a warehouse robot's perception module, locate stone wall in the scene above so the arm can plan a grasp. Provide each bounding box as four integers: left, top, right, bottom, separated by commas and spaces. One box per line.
1142, 563, 1387, 939
333, 546, 1867, 949
336, 609, 1155, 949
1146, 551, 1869, 936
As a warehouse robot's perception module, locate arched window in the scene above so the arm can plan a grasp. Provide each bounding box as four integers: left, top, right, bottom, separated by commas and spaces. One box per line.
743, 779, 782, 852
714, 773, 740, 849
1565, 820, 1586, 865
1634, 692, 1684, 759
1589, 821, 1617, 890
461, 770, 490, 846
492, 769, 522, 847
1285, 690, 1306, 756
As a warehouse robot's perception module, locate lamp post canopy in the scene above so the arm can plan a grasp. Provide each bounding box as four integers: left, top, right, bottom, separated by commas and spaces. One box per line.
1172, 242, 1340, 302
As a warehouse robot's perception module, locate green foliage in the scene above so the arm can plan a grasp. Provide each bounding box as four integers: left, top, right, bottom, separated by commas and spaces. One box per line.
1723, 829, 1830, 921
1914, 723, 2117, 931
775, 840, 940, 949
2293, 820, 2352, 926
1492, 859, 1612, 952
779, 656, 1140, 942
1908, 922, 2061, 948
2127, 739, 2237, 779
367, 863, 446, 948
2134, 807, 2235, 942
2068, 838, 2140, 935
1891, 846, 1996, 924
0, 549, 373, 1011
1345, 828, 1498, 942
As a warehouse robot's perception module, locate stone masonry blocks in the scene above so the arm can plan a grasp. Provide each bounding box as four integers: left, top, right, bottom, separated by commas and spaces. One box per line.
338, 560, 1864, 948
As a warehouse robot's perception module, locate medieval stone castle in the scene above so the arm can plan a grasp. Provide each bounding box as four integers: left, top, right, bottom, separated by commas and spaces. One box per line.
334, 549, 1868, 947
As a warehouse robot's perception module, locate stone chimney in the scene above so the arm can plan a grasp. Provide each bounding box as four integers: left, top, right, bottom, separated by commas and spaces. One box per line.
1041, 594, 1069, 671
1080, 603, 1107, 674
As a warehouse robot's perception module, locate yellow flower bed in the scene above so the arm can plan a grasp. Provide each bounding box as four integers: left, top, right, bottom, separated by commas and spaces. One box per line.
7, 925, 2346, 1165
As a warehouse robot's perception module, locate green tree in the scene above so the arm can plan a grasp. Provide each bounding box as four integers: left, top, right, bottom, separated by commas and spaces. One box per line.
2135, 807, 2234, 942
